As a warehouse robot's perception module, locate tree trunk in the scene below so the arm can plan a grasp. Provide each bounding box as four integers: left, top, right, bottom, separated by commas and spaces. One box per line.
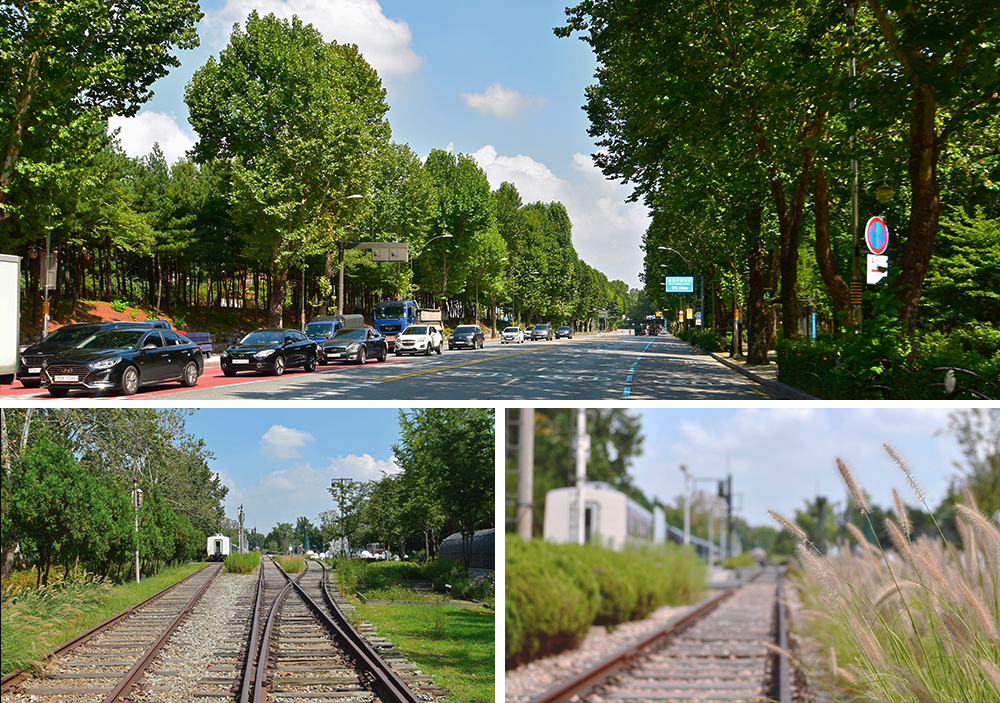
896, 85, 941, 334
269, 270, 286, 328
765, 246, 780, 350
746, 205, 768, 365
813, 167, 851, 325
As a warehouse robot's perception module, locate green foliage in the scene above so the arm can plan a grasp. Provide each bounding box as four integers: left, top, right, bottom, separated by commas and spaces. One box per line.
223, 551, 260, 575
278, 555, 305, 573
776, 321, 1000, 400
505, 535, 705, 667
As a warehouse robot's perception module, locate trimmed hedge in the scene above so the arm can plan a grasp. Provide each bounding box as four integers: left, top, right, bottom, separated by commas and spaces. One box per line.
505, 535, 705, 668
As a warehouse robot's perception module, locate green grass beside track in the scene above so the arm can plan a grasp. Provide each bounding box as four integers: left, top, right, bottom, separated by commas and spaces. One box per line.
1, 562, 205, 675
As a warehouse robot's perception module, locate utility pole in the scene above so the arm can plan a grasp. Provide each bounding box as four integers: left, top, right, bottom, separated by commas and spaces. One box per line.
574, 409, 590, 545
331, 478, 352, 557
517, 409, 534, 541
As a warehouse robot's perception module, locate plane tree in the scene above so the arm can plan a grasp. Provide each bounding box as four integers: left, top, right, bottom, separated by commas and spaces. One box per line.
185, 11, 390, 326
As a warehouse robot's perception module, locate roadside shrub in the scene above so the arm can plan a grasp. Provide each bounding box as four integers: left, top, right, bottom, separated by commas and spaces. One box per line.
505, 535, 705, 668
224, 551, 260, 574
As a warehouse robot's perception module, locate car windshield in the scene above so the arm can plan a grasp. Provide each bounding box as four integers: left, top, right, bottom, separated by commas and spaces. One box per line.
558, 327, 570, 331
42, 326, 100, 344
534, 324, 547, 329
333, 329, 365, 340
305, 323, 333, 336
454, 326, 477, 334
240, 330, 284, 345
78, 330, 144, 350
374, 303, 406, 320
504, 327, 520, 334
402, 326, 428, 335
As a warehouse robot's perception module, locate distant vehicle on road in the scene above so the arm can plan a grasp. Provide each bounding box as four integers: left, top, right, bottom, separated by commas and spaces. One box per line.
322, 327, 388, 364
306, 314, 365, 363
529, 323, 553, 341
394, 324, 443, 356
40, 327, 204, 397
501, 326, 525, 344
220, 329, 317, 377
372, 300, 419, 348
448, 324, 485, 350
555, 326, 573, 339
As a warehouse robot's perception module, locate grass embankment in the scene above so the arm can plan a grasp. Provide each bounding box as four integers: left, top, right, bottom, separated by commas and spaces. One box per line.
277, 555, 305, 573
331, 559, 495, 703
331, 557, 494, 607
505, 535, 706, 668
781, 455, 1000, 702
224, 551, 261, 574
1, 562, 205, 675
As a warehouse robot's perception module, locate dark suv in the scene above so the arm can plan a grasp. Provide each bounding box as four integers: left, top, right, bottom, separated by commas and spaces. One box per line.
19, 321, 157, 388
529, 323, 554, 341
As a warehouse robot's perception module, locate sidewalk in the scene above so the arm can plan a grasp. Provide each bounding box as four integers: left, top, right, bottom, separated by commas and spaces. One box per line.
705, 346, 816, 400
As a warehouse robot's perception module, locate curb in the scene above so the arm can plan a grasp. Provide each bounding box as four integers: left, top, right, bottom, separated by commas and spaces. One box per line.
708, 351, 817, 400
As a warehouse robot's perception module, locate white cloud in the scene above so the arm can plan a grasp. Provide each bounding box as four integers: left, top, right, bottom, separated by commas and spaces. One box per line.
223, 453, 400, 530
460, 82, 546, 119
260, 425, 316, 459
470, 146, 648, 287
108, 112, 195, 164
202, 0, 423, 77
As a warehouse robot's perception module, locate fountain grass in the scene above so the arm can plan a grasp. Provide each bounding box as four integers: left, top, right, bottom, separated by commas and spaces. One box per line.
777, 445, 1000, 703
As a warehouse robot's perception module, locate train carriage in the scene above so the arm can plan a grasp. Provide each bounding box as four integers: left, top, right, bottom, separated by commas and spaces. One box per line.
543, 481, 655, 550
207, 533, 231, 562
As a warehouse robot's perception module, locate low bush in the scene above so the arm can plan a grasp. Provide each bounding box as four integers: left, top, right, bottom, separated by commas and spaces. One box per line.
224, 552, 260, 574
505, 535, 705, 668
330, 558, 494, 607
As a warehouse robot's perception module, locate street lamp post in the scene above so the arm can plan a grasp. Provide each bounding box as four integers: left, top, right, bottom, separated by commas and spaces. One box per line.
334, 194, 366, 315
679, 464, 691, 547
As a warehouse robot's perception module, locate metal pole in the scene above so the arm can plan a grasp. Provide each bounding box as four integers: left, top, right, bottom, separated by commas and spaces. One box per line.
517, 408, 534, 541
133, 476, 140, 584
575, 409, 589, 545
848, 1, 862, 330
680, 464, 691, 546
337, 244, 345, 315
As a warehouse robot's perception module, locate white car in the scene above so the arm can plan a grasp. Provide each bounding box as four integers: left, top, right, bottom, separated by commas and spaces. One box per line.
394, 324, 444, 355
501, 326, 525, 344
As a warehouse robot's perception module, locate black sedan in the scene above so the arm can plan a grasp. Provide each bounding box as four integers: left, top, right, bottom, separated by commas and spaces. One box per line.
220, 329, 318, 376
40, 328, 204, 397
555, 326, 573, 339
448, 324, 486, 350
321, 327, 388, 364
19, 321, 158, 387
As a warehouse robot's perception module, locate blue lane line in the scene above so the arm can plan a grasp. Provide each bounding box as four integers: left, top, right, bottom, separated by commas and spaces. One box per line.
626, 375, 633, 382
623, 386, 631, 397
624, 339, 657, 397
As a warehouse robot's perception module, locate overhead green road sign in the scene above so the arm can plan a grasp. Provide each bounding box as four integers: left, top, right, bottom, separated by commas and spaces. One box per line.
664, 276, 694, 293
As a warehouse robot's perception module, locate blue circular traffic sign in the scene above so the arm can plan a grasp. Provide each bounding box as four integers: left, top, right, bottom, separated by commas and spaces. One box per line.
865, 216, 889, 255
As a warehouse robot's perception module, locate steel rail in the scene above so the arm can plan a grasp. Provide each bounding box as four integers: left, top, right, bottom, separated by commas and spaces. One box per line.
251, 562, 297, 703
526, 583, 743, 703
775, 568, 793, 703
315, 560, 426, 703
101, 562, 223, 703
0, 564, 213, 696
236, 555, 268, 703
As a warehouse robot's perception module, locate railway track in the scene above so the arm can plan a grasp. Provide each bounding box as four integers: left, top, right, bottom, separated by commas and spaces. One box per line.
526, 566, 790, 703
240, 557, 437, 703
1, 562, 223, 702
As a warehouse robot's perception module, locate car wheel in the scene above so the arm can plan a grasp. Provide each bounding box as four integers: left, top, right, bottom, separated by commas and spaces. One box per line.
304, 353, 317, 372
356, 347, 367, 365
395, 350, 402, 356
47, 387, 69, 398
424, 345, 432, 356
436, 343, 442, 355
121, 366, 140, 396
180, 361, 199, 387
271, 356, 285, 376
377, 347, 387, 362
223, 367, 237, 377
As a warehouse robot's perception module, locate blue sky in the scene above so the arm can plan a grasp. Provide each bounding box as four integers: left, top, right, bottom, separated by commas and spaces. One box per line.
111, 0, 649, 287
628, 407, 967, 528
185, 407, 407, 532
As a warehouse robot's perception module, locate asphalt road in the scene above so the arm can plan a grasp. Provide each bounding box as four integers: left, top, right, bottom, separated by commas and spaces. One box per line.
3, 331, 775, 401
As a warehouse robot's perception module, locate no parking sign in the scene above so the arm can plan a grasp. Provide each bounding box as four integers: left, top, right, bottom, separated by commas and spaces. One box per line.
865, 216, 889, 255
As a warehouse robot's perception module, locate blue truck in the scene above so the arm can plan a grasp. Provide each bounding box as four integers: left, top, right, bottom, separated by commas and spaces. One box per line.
372, 300, 419, 349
